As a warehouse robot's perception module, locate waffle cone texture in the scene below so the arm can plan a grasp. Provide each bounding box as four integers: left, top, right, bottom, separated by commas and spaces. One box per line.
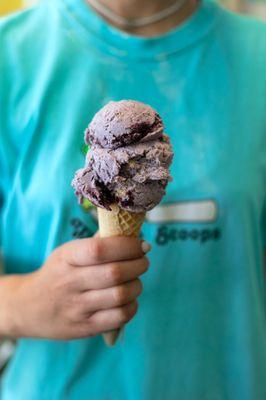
98, 204, 145, 346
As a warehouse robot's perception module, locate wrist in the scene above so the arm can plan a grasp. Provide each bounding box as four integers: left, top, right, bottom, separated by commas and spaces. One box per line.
0, 274, 34, 338
0, 275, 18, 337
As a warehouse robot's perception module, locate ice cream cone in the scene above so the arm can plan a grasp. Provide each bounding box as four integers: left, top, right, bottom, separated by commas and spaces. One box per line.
72, 100, 173, 346
98, 204, 145, 346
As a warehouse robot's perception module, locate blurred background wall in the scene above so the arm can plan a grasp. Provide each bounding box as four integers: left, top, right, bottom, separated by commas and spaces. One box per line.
0, 0, 266, 19
0, 0, 37, 15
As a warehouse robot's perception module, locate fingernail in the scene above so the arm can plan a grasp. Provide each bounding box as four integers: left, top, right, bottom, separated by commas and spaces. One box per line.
141, 241, 152, 254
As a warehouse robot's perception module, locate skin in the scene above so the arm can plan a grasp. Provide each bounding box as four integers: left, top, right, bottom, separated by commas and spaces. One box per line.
0, 237, 149, 339
89, 0, 199, 37
1, 0, 265, 341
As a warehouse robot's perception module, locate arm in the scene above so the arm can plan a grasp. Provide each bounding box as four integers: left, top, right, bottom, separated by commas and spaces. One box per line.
0, 237, 150, 340
0, 274, 26, 337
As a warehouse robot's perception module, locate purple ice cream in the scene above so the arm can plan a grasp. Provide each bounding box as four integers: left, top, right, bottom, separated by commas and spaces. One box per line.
85, 100, 164, 149
72, 100, 173, 213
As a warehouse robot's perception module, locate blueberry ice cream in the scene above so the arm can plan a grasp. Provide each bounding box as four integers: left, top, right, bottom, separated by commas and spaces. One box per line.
72, 100, 173, 213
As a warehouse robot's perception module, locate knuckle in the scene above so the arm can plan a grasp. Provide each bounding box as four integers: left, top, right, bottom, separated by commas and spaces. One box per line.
107, 263, 123, 284
52, 245, 68, 266
64, 298, 84, 323
89, 239, 102, 262
120, 302, 138, 323
119, 308, 131, 323
71, 293, 94, 318
75, 296, 88, 315
79, 294, 96, 317
138, 257, 149, 273
113, 285, 128, 304
143, 256, 150, 269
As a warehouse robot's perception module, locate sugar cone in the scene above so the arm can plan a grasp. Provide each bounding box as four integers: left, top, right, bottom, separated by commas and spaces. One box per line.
98, 204, 145, 346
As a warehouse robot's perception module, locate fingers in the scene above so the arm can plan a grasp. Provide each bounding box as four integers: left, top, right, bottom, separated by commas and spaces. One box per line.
81, 279, 143, 312
63, 236, 151, 266
88, 300, 138, 334
75, 257, 149, 290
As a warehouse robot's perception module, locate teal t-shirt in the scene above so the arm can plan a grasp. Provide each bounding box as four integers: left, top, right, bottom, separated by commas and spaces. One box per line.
1, 0, 266, 399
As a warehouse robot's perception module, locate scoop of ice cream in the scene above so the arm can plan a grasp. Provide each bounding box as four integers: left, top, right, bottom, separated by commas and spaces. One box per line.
85, 100, 164, 149
73, 135, 173, 212
72, 100, 173, 213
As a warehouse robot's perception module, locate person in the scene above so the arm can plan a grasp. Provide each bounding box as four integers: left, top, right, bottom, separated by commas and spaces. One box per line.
0, 0, 265, 398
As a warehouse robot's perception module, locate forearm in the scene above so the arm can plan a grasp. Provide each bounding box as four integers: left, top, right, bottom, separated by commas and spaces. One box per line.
0, 275, 25, 338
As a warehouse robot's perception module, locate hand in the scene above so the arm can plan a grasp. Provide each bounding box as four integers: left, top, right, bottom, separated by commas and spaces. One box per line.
7, 237, 150, 340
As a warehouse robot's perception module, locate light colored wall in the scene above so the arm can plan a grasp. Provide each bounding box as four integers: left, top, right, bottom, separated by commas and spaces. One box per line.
0, 0, 39, 16
224, 0, 266, 19
0, 0, 23, 15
